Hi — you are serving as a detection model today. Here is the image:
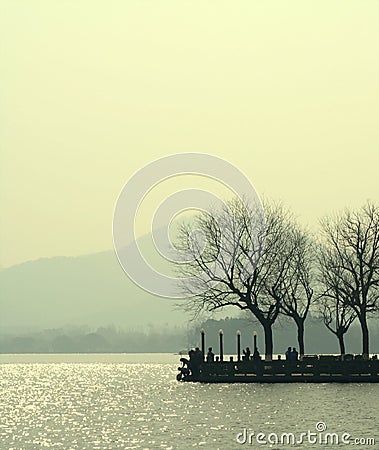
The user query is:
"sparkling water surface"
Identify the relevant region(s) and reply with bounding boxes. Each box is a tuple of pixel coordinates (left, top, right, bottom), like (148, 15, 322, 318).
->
(0, 354, 378, 449)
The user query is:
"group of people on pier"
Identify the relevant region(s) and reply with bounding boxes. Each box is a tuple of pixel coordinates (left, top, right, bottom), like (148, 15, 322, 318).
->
(188, 347, 203, 376)
(285, 347, 299, 361)
(242, 346, 261, 361)
(187, 345, 299, 366)
(185, 330, 300, 376)
(188, 345, 263, 368)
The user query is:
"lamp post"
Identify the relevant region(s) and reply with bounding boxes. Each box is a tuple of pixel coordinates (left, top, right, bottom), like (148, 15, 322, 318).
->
(200, 328, 205, 361)
(219, 329, 224, 362)
(237, 330, 241, 362)
(252, 331, 261, 361)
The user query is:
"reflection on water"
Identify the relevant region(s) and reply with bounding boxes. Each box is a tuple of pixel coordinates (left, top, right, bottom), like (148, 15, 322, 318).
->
(0, 354, 378, 449)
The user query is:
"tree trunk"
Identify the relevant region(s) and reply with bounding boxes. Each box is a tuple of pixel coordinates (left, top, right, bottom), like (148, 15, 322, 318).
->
(262, 322, 273, 361)
(337, 332, 346, 355)
(296, 318, 305, 357)
(358, 313, 369, 358)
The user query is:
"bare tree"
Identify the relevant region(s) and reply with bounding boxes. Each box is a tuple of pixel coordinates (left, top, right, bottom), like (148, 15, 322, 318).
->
(320, 202, 379, 357)
(318, 247, 357, 355)
(276, 226, 315, 357)
(175, 199, 294, 360)
(320, 299, 356, 356)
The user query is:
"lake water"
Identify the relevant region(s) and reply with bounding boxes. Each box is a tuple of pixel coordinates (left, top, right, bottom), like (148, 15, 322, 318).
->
(0, 354, 378, 449)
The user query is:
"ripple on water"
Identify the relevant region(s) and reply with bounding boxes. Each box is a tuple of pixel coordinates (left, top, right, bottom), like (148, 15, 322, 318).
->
(0, 360, 378, 449)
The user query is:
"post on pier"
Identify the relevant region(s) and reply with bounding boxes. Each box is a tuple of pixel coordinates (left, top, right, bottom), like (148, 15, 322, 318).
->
(237, 330, 241, 362)
(219, 329, 224, 362)
(200, 328, 205, 361)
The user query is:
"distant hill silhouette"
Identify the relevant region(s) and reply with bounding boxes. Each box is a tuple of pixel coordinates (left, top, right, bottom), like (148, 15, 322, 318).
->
(0, 325, 189, 353)
(0, 247, 189, 333)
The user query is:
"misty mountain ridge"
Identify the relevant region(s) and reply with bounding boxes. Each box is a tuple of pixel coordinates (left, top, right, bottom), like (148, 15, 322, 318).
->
(0, 244, 190, 333)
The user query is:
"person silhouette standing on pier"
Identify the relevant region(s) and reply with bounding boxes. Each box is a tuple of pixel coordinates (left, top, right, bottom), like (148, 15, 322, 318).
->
(242, 347, 251, 361)
(206, 347, 214, 362)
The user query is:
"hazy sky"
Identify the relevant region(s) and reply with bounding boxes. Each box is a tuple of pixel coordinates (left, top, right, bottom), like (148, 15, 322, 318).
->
(1, 0, 378, 267)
